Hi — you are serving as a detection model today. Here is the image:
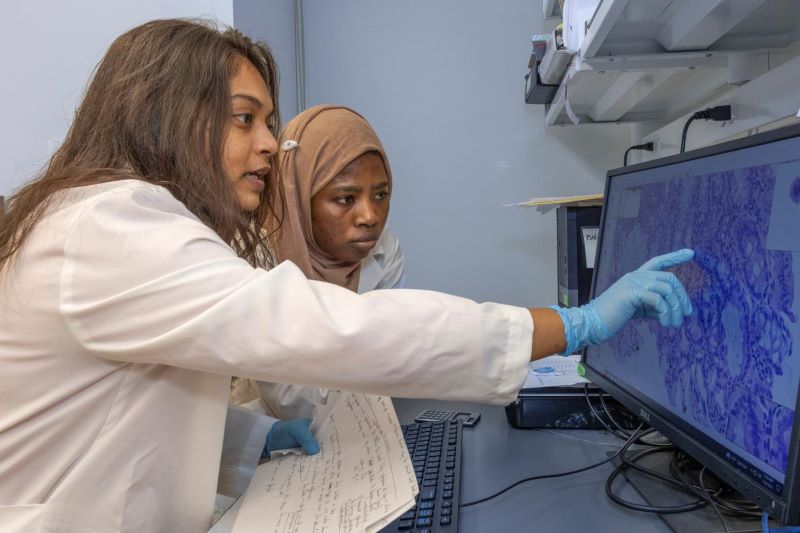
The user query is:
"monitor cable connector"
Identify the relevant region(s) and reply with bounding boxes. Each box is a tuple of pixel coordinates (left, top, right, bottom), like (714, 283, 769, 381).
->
(623, 142, 655, 167)
(680, 105, 732, 153)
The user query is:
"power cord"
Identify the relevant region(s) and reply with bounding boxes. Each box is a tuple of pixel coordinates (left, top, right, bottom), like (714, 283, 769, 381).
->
(583, 383, 632, 441)
(583, 384, 670, 447)
(670, 452, 761, 519)
(605, 446, 714, 514)
(604, 445, 763, 531)
(458, 424, 645, 508)
(623, 142, 654, 166)
(680, 105, 732, 153)
(698, 466, 731, 533)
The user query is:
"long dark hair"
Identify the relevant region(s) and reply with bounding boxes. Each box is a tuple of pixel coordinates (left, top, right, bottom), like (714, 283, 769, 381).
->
(0, 18, 283, 270)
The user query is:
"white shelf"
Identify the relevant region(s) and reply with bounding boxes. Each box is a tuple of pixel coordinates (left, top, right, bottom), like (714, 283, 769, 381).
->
(581, 0, 800, 58)
(545, 51, 733, 125)
(542, 0, 800, 127)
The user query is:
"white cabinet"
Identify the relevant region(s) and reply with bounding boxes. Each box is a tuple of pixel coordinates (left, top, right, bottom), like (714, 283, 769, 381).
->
(544, 0, 800, 127)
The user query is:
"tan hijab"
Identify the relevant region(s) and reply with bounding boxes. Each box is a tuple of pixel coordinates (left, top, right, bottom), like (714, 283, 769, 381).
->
(273, 105, 392, 291)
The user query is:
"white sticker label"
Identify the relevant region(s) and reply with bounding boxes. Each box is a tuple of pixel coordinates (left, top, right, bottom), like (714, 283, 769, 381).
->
(581, 226, 599, 269)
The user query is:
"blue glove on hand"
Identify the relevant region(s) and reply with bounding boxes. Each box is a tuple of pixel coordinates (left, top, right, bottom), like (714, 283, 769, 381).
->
(263, 418, 320, 458)
(550, 249, 694, 354)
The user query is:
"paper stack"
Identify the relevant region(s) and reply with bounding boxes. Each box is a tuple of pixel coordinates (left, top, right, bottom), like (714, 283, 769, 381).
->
(231, 393, 417, 533)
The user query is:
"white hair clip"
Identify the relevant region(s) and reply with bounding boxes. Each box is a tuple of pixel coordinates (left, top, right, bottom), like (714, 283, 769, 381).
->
(281, 140, 299, 151)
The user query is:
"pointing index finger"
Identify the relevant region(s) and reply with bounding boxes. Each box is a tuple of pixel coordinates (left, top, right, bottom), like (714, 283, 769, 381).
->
(638, 248, 695, 272)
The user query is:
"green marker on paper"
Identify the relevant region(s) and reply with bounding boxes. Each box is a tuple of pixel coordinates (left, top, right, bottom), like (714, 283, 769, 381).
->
(577, 362, 586, 378)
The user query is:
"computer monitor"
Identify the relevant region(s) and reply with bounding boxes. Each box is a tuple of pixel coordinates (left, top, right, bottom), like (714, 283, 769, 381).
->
(582, 123, 800, 525)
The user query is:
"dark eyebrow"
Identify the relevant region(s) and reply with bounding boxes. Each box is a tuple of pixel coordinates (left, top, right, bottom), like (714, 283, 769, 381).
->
(331, 185, 363, 194)
(231, 94, 263, 108)
(372, 181, 390, 190)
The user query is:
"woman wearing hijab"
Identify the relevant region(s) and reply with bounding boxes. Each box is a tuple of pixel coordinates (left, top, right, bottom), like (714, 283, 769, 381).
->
(219, 106, 407, 496)
(261, 105, 406, 413)
(273, 105, 404, 293)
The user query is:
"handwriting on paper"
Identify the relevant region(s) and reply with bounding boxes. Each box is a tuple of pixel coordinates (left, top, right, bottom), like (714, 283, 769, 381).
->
(232, 393, 417, 533)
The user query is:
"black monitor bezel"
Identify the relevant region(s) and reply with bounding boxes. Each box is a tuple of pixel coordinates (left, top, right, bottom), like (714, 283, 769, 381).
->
(582, 122, 800, 525)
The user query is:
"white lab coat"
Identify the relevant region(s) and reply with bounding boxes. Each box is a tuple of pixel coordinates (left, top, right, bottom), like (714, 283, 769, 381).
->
(255, 228, 407, 418)
(217, 229, 406, 496)
(357, 228, 405, 293)
(0, 180, 531, 533)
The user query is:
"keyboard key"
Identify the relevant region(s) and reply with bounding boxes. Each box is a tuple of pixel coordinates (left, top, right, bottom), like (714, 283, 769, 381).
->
(383, 420, 461, 533)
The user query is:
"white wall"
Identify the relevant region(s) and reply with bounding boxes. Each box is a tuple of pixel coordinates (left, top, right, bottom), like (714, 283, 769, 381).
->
(300, 0, 629, 305)
(233, 0, 299, 121)
(0, 0, 234, 197)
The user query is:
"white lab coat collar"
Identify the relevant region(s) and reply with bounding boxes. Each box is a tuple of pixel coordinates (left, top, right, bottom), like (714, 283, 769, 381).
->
(358, 228, 405, 292)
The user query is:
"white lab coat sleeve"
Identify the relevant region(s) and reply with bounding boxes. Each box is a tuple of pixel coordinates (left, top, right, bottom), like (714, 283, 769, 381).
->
(59, 186, 531, 404)
(216, 405, 273, 497)
(251, 229, 404, 419)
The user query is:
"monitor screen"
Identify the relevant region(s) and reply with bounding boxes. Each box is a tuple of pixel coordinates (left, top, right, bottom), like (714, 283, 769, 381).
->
(583, 125, 800, 522)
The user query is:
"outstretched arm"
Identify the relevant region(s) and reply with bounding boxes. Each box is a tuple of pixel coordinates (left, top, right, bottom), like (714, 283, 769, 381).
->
(532, 249, 695, 359)
(529, 308, 567, 359)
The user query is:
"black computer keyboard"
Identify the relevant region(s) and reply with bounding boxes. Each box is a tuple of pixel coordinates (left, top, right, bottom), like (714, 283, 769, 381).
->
(381, 420, 462, 532)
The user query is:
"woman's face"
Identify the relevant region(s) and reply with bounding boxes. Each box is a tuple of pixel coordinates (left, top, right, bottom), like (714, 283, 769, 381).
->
(311, 152, 391, 262)
(223, 59, 278, 212)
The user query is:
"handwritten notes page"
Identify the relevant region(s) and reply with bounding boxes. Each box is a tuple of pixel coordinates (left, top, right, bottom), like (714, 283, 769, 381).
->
(231, 393, 418, 533)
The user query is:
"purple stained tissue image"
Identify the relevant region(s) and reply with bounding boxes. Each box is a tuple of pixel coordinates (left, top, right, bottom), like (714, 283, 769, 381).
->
(791, 176, 800, 204)
(600, 163, 796, 474)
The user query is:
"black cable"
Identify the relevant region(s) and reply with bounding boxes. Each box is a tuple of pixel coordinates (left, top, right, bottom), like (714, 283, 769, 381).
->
(700, 468, 733, 533)
(623, 141, 654, 166)
(605, 447, 713, 514)
(671, 452, 761, 518)
(597, 390, 625, 430)
(585, 384, 670, 447)
(459, 424, 645, 508)
(603, 441, 761, 525)
(597, 388, 658, 443)
(680, 105, 732, 153)
(709, 494, 761, 518)
(596, 391, 668, 446)
(583, 384, 631, 441)
(679, 116, 696, 154)
(679, 463, 731, 533)
(618, 447, 687, 488)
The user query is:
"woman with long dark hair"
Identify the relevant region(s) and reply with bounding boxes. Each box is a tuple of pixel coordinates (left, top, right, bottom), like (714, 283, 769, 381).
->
(0, 18, 693, 532)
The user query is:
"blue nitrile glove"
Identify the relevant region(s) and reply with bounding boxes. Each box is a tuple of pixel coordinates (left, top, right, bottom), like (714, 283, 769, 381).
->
(263, 418, 320, 458)
(550, 249, 694, 355)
